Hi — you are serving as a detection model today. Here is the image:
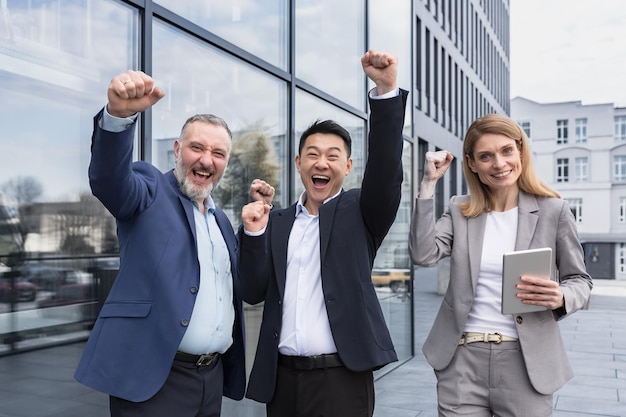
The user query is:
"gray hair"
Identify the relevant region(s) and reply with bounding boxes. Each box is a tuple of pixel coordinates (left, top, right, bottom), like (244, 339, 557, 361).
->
(179, 114, 232, 141)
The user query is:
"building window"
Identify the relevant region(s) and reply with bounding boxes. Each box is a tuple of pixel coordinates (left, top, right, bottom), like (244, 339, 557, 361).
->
(574, 157, 588, 182)
(619, 243, 626, 273)
(556, 158, 569, 182)
(518, 121, 531, 139)
(620, 198, 626, 223)
(566, 198, 583, 223)
(616, 115, 626, 141)
(575, 118, 587, 143)
(557, 119, 568, 144)
(614, 156, 626, 181)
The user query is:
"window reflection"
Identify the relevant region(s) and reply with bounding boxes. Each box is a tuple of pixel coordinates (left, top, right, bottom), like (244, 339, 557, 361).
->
(372, 140, 413, 367)
(151, 21, 289, 226)
(0, 0, 136, 352)
(295, 0, 365, 109)
(154, 0, 289, 70)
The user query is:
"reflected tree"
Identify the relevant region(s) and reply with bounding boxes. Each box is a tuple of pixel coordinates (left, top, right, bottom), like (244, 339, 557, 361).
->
(1, 176, 43, 206)
(214, 122, 280, 211)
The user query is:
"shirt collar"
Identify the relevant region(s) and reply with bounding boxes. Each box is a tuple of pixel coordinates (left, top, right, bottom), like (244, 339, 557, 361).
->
(191, 195, 216, 215)
(295, 190, 342, 217)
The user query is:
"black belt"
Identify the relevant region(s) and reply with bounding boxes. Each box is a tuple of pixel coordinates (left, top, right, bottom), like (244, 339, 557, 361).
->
(278, 353, 343, 370)
(175, 351, 220, 367)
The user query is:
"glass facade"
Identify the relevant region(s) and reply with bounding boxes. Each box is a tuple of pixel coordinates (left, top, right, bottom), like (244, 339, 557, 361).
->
(0, 0, 416, 415)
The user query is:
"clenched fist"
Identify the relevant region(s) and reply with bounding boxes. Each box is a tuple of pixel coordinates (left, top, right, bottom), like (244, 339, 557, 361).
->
(107, 70, 166, 118)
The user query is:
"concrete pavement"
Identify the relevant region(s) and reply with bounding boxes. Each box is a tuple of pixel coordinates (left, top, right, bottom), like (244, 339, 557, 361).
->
(0, 272, 623, 416)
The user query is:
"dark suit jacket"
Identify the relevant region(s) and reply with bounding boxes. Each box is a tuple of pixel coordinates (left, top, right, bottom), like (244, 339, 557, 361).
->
(239, 90, 408, 403)
(74, 110, 246, 402)
(409, 192, 593, 394)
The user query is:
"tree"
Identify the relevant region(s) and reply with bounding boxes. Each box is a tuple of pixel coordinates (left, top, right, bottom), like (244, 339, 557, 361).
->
(214, 123, 281, 211)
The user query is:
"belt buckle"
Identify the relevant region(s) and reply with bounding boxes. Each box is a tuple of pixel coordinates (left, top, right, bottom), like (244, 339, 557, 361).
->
(196, 353, 216, 366)
(492, 332, 503, 344)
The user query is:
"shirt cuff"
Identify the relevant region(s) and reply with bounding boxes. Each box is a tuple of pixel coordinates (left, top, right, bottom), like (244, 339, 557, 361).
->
(244, 227, 266, 236)
(369, 87, 400, 100)
(100, 106, 138, 132)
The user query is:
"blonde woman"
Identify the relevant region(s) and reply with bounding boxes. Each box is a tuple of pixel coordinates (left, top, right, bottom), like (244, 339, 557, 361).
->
(410, 114, 592, 416)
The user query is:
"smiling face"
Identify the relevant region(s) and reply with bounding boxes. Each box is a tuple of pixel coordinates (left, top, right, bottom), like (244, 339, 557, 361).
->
(173, 121, 230, 203)
(467, 133, 522, 194)
(296, 133, 352, 215)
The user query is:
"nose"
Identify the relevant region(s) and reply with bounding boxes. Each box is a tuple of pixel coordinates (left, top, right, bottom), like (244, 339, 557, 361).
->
(314, 156, 330, 169)
(492, 154, 506, 168)
(198, 151, 214, 168)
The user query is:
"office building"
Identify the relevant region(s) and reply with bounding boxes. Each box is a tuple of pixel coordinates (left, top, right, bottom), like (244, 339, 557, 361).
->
(0, 1, 509, 414)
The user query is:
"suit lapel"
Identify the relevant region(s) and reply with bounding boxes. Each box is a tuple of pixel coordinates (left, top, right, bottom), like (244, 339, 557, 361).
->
(318, 193, 340, 260)
(467, 213, 486, 290)
(515, 191, 539, 250)
(272, 206, 297, 297)
(166, 171, 198, 246)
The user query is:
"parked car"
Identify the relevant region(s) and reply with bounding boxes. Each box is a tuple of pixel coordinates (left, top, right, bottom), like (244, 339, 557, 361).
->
(371, 268, 411, 293)
(37, 283, 98, 321)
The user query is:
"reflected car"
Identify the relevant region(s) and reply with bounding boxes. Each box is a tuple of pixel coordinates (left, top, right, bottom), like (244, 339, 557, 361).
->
(24, 266, 92, 291)
(36, 283, 98, 321)
(371, 268, 411, 293)
(0, 279, 37, 302)
(0, 263, 38, 302)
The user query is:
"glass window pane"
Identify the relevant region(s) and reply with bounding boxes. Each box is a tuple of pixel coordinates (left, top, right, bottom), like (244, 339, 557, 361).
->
(373, 140, 413, 371)
(152, 20, 288, 227)
(368, 0, 412, 136)
(295, 89, 366, 198)
(295, 0, 365, 109)
(0, 0, 137, 348)
(154, 0, 289, 70)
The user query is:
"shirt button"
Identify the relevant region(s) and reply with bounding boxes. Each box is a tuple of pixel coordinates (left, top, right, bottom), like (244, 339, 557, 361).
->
(190, 287, 198, 294)
(181, 319, 189, 327)
(516, 316, 523, 324)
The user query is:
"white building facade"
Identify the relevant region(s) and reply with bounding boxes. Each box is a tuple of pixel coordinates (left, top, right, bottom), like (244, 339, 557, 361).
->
(512, 97, 626, 280)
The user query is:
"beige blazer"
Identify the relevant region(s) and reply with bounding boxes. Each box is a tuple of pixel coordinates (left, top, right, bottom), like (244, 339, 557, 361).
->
(409, 191, 592, 395)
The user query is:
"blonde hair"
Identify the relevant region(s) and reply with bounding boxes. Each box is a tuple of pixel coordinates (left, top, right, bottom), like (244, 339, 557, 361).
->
(459, 114, 560, 218)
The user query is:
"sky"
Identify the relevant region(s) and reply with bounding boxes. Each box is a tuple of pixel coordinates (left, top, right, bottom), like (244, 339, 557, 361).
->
(510, 0, 626, 107)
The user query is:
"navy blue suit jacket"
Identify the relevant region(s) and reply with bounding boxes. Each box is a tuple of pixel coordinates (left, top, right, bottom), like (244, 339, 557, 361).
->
(239, 90, 408, 403)
(74, 111, 246, 402)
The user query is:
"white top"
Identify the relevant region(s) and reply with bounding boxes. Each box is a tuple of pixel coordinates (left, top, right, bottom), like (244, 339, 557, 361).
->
(465, 207, 519, 338)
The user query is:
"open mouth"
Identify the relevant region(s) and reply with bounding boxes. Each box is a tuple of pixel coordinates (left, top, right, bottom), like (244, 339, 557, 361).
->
(312, 175, 330, 188)
(192, 169, 213, 181)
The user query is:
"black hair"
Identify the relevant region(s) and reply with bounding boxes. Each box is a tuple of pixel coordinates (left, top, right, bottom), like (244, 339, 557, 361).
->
(298, 119, 352, 157)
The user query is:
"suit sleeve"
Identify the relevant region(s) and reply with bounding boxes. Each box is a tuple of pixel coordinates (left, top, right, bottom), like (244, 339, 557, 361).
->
(89, 110, 158, 220)
(553, 200, 593, 319)
(359, 89, 408, 244)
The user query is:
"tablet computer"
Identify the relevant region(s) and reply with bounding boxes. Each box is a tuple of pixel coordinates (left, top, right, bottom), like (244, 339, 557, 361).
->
(501, 247, 553, 315)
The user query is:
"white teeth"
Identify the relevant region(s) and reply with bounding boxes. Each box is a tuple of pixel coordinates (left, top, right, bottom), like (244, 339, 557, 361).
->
(312, 175, 329, 180)
(493, 170, 511, 178)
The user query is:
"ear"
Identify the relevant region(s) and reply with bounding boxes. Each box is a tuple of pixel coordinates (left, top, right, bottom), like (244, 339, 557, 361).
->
(466, 154, 478, 173)
(174, 140, 181, 158)
(295, 154, 301, 172)
(345, 158, 353, 175)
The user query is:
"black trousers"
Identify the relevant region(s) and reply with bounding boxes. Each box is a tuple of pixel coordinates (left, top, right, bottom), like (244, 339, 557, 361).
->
(267, 360, 374, 417)
(110, 356, 223, 417)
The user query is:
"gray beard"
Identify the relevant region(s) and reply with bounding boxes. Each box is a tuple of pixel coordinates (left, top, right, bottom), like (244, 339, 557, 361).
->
(174, 156, 215, 202)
